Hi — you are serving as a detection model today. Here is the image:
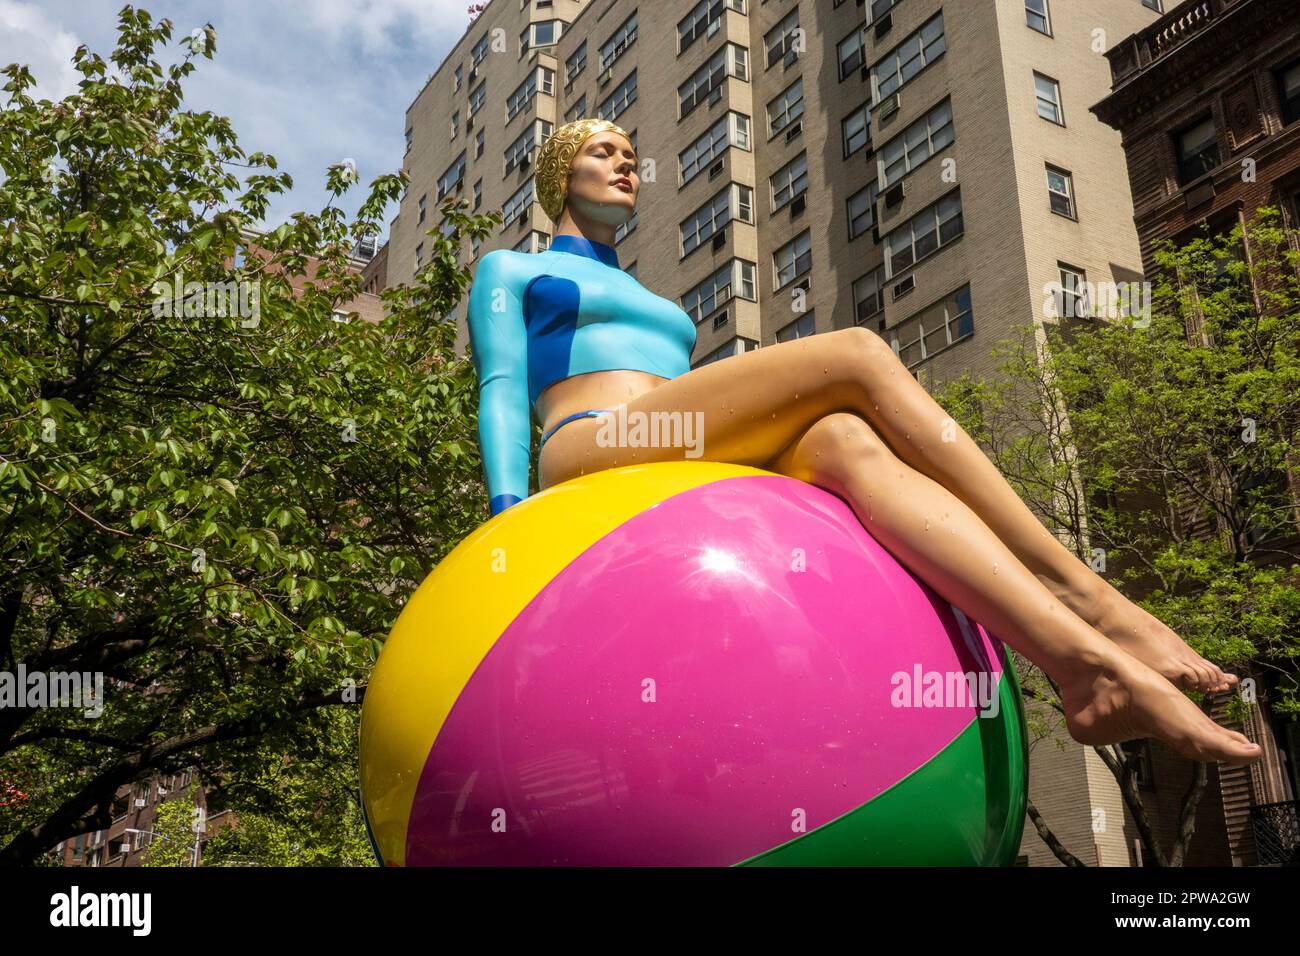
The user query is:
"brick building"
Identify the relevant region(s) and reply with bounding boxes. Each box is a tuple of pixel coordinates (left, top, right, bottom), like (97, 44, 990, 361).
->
(1092, 0, 1300, 866)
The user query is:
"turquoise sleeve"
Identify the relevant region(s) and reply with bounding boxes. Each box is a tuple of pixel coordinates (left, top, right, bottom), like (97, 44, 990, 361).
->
(466, 251, 532, 517)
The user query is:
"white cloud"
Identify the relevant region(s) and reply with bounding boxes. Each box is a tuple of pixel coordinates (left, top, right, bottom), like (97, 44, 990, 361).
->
(0, 0, 83, 102)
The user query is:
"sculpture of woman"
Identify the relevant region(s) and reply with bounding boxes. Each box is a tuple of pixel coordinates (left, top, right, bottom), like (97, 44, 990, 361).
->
(466, 118, 1261, 766)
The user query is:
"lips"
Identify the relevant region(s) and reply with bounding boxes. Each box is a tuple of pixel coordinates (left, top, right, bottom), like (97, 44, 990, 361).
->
(611, 178, 632, 191)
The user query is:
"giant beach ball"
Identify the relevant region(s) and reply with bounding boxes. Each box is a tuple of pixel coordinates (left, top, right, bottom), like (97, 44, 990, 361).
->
(359, 461, 1028, 866)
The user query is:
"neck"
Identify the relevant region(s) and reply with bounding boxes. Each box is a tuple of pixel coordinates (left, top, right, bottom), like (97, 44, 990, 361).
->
(554, 210, 618, 248)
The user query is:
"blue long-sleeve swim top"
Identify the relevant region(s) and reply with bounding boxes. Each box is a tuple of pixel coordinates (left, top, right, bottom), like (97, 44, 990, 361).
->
(466, 233, 698, 517)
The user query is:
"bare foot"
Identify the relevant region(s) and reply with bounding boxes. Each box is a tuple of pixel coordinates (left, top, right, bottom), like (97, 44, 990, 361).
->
(1083, 582, 1238, 694)
(1057, 648, 1261, 766)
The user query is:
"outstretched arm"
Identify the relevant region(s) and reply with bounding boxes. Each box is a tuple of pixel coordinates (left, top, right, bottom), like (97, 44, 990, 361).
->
(466, 251, 531, 517)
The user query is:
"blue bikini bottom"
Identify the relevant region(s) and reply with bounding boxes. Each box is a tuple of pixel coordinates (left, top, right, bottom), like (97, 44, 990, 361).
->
(538, 409, 617, 453)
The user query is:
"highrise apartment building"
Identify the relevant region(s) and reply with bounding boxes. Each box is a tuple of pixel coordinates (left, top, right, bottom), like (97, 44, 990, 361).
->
(389, 0, 1233, 866)
(392, 0, 1161, 389)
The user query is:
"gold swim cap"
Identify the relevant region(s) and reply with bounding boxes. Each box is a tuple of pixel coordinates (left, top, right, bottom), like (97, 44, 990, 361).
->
(535, 118, 633, 224)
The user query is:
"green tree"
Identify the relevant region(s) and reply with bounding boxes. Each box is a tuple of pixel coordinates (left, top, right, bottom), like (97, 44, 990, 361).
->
(0, 6, 499, 864)
(201, 707, 372, 867)
(934, 208, 1300, 866)
(142, 781, 198, 867)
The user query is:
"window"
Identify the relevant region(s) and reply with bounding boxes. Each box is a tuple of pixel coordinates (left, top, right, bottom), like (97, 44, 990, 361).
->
(847, 181, 879, 239)
(1141, 0, 1163, 11)
(415, 242, 424, 269)
(599, 11, 638, 72)
(854, 265, 886, 324)
(884, 189, 964, 278)
(599, 70, 637, 122)
(418, 194, 427, 224)
(1056, 263, 1089, 319)
(454, 64, 463, 92)
(450, 110, 459, 140)
(508, 67, 554, 122)
(680, 259, 756, 323)
(616, 209, 638, 243)
(872, 12, 946, 104)
(404, 127, 413, 154)
(776, 311, 815, 342)
(1025, 0, 1051, 35)
(566, 94, 587, 123)
(438, 151, 466, 199)
(837, 24, 867, 81)
(1034, 73, 1063, 124)
(1175, 115, 1219, 184)
(474, 179, 482, 210)
(1120, 740, 1155, 788)
(475, 128, 485, 159)
(767, 77, 804, 137)
(680, 112, 750, 185)
(503, 177, 535, 227)
(1046, 165, 1075, 218)
(506, 119, 552, 175)
(520, 20, 561, 58)
(692, 337, 750, 369)
(773, 229, 811, 289)
(890, 285, 975, 368)
(842, 103, 871, 158)
(878, 98, 954, 188)
(469, 81, 486, 117)
(566, 42, 588, 86)
(871, 0, 902, 20)
(680, 183, 752, 256)
(513, 230, 549, 253)
(1276, 60, 1300, 126)
(765, 9, 801, 69)
(770, 152, 808, 212)
(679, 44, 748, 119)
(472, 34, 489, 67)
(678, 0, 745, 55)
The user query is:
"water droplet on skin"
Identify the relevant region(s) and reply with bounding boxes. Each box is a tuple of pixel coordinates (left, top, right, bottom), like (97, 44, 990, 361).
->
(992, 562, 999, 575)
(924, 520, 930, 531)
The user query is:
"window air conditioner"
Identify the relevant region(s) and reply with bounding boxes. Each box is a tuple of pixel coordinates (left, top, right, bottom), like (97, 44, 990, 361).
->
(790, 193, 806, 217)
(708, 157, 725, 179)
(884, 181, 905, 208)
(878, 92, 900, 120)
(712, 229, 727, 251)
(784, 119, 802, 143)
(875, 14, 893, 40)
(713, 308, 729, 330)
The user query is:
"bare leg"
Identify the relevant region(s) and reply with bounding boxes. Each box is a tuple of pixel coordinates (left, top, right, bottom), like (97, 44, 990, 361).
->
(827, 340, 1234, 694)
(537, 328, 1253, 757)
(764, 412, 1261, 766)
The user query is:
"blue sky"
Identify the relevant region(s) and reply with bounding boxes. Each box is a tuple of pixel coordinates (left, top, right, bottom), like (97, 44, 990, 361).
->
(0, 0, 471, 236)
